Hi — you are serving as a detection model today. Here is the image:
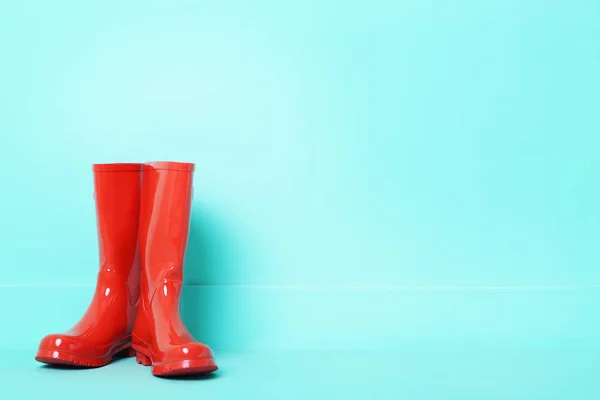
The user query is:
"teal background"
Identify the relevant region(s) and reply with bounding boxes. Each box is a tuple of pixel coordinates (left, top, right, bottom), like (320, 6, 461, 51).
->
(1, 0, 600, 397)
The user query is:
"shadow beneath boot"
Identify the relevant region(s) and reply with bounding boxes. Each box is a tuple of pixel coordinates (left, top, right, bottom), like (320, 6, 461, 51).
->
(39, 364, 93, 370)
(156, 371, 221, 381)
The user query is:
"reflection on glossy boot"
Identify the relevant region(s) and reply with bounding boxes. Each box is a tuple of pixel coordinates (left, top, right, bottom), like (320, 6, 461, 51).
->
(132, 162, 218, 377)
(35, 163, 142, 367)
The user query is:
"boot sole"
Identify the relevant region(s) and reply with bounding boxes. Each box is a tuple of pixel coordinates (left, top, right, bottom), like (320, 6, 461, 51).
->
(133, 347, 218, 376)
(35, 343, 135, 367)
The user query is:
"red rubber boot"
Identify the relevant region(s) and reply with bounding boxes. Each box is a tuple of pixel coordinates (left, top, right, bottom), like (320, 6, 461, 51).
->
(35, 163, 142, 367)
(132, 162, 218, 376)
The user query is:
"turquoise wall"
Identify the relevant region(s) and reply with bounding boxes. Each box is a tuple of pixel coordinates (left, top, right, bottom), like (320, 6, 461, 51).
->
(1, 0, 599, 351)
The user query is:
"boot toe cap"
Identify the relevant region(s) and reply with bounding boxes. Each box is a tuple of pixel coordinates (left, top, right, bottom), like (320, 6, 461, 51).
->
(38, 334, 83, 353)
(164, 342, 215, 361)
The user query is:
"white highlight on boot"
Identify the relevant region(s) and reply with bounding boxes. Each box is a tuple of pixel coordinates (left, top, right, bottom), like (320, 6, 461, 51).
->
(105, 288, 111, 296)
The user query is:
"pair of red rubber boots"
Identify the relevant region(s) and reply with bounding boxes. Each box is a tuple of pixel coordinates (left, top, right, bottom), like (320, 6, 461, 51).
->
(35, 162, 218, 377)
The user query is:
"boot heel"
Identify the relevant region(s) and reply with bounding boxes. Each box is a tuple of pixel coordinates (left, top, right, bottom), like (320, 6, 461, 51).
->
(122, 347, 136, 357)
(136, 351, 152, 366)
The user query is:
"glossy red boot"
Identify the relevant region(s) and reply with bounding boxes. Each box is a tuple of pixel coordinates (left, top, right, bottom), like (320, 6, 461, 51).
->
(35, 163, 142, 367)
(132, 162, 218, 377)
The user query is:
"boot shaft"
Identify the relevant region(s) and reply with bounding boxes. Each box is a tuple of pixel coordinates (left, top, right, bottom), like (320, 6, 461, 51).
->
(138, 162, 194, 300)
(93, 163, 142, 280)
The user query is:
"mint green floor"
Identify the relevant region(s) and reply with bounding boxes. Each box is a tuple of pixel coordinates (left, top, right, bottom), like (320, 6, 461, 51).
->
(1, 348, 599, 399)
